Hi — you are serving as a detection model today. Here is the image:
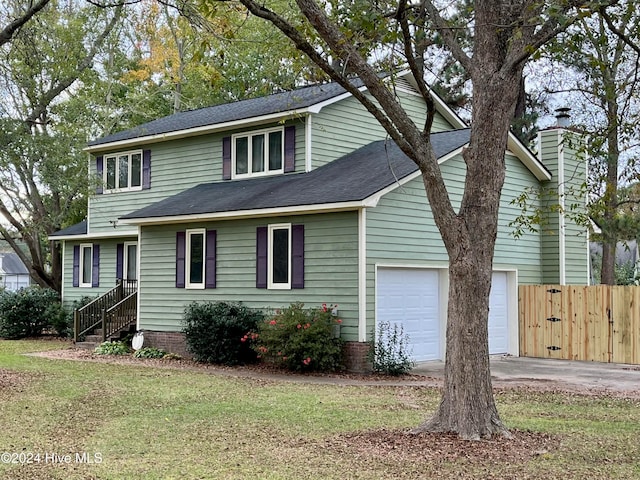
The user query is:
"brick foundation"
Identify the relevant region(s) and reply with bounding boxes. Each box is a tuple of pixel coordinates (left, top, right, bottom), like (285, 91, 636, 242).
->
(343, 341, 372, 373)
(139, 332, 372, 373)
(140, 331, 191, 359)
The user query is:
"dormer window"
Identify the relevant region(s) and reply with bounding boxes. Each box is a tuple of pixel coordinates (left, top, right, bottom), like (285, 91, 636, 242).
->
(232, 127, 284, 178)
(104, 150, 143, 193)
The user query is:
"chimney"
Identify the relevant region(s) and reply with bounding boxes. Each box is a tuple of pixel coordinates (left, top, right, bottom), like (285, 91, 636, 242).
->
(555, 107, 571, 128)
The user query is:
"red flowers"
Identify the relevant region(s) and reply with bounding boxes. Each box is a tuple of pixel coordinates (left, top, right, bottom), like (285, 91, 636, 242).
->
(302, 357, 311, 366)
(269, 320, 277, 326)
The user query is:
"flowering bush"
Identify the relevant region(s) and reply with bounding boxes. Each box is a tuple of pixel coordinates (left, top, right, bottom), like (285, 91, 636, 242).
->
(250, 302, 344, 372)
(368, 320, 415, 376)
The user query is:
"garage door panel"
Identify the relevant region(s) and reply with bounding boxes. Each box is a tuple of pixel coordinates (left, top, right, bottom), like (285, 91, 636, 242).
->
(377, 268, 440, 362)
(377, 268, 511, 362)
(488, 272, 509, 354)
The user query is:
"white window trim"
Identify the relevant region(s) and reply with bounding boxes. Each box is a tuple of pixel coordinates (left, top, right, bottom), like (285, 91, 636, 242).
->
(186, 229, 206, 290)
(231, 126, 284, 179)
(123, 241, 138, 281)
(79, 243, 93, 288)
(268, 223, 291, 290)
(103, 149, 143, 194)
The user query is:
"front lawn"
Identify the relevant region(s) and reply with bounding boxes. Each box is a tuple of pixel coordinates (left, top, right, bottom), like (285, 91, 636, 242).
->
(0, 340, 638, 479)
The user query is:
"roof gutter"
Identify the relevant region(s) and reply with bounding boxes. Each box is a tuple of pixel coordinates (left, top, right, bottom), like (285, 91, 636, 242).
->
(118, 199, 379, 227)
(48, 229, 138, 241)
(84, 110, 313, 154)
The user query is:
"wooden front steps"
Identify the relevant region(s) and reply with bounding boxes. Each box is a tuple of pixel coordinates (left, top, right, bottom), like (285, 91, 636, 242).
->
(74, 322, 137, 350)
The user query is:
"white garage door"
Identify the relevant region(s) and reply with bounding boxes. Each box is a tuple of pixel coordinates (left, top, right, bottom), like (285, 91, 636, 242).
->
(376, 268, 510, 361)
(488, 271, 509, 354)
(376, 268, 441, 362)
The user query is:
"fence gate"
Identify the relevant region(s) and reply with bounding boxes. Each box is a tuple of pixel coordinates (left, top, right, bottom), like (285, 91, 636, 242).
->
(519, 285, 640, 364)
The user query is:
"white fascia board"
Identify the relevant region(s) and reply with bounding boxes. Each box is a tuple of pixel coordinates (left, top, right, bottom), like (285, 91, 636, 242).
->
(119, 201, 368, 226)
(398, 71, 550, 182)
(398, 71, 467, 129)
(307, 91, 358, 113)
(49, 229, 139, 241)
(507, 133, 551, 181)
(84, 110, 312, 154)
(365, 146, 465, 205)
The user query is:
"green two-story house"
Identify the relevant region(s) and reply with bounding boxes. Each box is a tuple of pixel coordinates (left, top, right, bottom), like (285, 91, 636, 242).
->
(51, 72, 589, 369)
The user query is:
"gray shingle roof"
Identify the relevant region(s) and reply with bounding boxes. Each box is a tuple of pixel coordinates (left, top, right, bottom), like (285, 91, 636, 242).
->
(89, 82, 360, 147)
(0, 253, 29, 275)
(121, 129, 470, 220)
(49, 220, 87, 237)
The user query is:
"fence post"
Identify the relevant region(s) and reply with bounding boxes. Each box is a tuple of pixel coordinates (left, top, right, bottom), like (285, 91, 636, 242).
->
(73, 310, 79, 343)
(101, 309, 107, 343)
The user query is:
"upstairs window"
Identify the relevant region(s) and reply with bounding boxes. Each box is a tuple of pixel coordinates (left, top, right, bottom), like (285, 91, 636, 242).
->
(104, 150, 142, 192)
(232, 127, 284, 178)
(96, 150, 151, 194)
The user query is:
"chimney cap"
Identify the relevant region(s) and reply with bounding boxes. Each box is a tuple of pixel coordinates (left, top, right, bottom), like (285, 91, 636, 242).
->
(555, 107, 571, 127)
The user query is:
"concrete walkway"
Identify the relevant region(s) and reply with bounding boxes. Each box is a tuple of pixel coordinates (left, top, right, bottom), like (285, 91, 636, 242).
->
(413, 355, 640, 393)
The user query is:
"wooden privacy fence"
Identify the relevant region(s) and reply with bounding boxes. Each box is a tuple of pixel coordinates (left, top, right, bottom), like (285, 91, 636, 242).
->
(519, 285, 640, 364)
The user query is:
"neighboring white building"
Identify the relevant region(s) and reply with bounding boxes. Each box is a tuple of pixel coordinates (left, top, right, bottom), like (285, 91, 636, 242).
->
(0, 253, 30, 292)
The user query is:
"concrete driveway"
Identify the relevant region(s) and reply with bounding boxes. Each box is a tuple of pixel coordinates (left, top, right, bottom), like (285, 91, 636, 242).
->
(413, 356, 640, 393)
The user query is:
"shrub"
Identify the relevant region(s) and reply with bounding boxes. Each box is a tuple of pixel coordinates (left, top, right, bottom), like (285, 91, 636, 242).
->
(182, 301, 264, 365)
(94, 341, 130, 355)
(63, 295, 97, 340)
(48, 303, 72, 338)
(133, 347, 167, 359)
(252, 303, 344, 372)
(368, 320, 415, 376)
(0, 287, 60, 339)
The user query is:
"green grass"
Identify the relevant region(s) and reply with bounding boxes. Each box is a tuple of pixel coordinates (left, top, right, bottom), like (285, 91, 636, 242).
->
(0, 340, 639, 479)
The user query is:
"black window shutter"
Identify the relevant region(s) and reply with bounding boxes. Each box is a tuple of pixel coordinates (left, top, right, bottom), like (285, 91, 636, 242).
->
(256, 227, 267, 288)
(96, 156, 104, 194)
(284, 126, 295, 173)
(176, 232, 186, 288)
(142, 149, 151, 189)
(205, 230, 217, 289)
(291, 225, 304, 289)
(116, 243, 124, 280)
(91, 244, 100, 287)
(72, 245, 80, 287)
(222, 136, 231, 180)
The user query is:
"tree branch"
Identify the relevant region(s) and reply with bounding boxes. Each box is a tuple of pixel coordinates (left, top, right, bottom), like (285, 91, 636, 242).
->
(419, 0, 473, 73)
(600, 7, 640, 56)
(0, 0, 51, 47)
(25, 5, 124, 126)
(396, 0, 436, 135)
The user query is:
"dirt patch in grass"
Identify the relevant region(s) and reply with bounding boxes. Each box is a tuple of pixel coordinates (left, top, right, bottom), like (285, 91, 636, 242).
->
(319, 428, 557, 463)
(0, 368, 33, 396)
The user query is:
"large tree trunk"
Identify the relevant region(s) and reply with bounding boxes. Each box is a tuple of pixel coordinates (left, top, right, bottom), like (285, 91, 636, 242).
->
(413, 64, 521, 439)
(412, 256, 504, 439)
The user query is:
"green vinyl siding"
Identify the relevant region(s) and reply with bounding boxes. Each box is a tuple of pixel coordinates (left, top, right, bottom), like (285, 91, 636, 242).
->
(88, 119, 305, 233)
(61, 237, 136, 308)
(365, 152, 544, 339)
(560, 134, 589, 284)
(311, 91, 453, 169)
(137, 212, 361, 341)
(538, 129, 588, 284)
